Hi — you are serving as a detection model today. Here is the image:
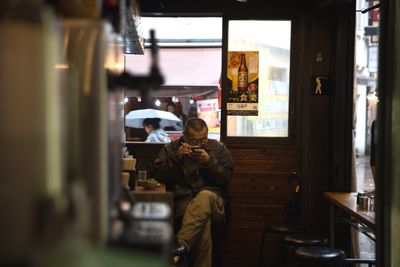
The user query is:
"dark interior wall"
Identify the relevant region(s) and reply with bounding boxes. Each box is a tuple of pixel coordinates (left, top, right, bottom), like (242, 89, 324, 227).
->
(300, 2, 356, 255)
(303, 9, 335, 237)
(330, 2, 356, 254)
(331, 2, 356, 193)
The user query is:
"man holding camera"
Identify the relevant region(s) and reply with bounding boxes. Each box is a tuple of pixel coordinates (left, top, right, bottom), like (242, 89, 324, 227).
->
(153, 118, 233, 267)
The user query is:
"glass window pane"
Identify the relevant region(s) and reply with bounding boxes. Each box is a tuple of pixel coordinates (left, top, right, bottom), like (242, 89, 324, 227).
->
(124, 17, 223, 142)
(227, 20, 291, 137)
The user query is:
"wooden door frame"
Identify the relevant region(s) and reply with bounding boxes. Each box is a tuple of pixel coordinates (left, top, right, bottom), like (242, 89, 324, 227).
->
(376, 0, 400, 266)
(220, 9, 303, 148)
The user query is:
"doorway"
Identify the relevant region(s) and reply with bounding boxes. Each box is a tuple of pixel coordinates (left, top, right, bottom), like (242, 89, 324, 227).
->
(353, 0, 380, 263)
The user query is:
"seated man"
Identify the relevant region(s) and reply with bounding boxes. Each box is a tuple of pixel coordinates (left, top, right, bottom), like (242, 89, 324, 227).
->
(153, 118, 233, 267)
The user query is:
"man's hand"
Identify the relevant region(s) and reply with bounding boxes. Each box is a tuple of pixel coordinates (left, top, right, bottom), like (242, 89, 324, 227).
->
(190, 147, 210, 164)
(176, 142, 193, 159)
(176, 143, 210, 164)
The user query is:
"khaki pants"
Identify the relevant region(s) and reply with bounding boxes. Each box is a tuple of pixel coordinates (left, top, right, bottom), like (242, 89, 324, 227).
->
(177, 190, 224, 267)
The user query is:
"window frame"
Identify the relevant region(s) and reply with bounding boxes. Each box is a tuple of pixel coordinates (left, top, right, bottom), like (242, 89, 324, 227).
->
(220, 11, 300, 146)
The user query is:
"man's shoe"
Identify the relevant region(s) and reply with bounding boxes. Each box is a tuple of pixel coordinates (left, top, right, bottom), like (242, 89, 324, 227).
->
(172, 243, 187, 256)
(172, 243, 190, 266)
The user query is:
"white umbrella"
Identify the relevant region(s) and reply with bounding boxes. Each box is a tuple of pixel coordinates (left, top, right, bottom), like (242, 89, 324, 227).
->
(125, 108, 182, 129)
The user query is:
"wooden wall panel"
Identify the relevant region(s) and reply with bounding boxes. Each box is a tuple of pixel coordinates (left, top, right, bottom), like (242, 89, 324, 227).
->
(222, 146, 303, 267)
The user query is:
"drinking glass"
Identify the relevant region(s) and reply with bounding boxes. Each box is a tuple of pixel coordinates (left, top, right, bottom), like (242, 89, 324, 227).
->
(138, 170, 147, 181)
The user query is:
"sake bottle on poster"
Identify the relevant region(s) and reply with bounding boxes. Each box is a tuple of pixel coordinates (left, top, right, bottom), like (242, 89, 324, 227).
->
(238, 52, 248, 91)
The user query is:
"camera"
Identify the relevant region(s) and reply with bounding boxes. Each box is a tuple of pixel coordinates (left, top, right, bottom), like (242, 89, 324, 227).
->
(191, 146, 200, 153)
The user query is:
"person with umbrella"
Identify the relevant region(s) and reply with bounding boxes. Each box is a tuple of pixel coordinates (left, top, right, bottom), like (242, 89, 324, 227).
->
(143, 118, 171, 143)
(126, 108, 183, 130)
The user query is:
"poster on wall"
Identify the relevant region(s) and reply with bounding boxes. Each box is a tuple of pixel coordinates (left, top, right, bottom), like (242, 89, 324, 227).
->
(197, 98, 220, 130)
(227, 51, 259, 116)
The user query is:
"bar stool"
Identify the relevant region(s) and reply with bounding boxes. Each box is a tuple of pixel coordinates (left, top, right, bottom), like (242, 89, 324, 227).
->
(294, 246, 376, 267)
(295, 246, 346, 267)
(283, 233, 328, 247)
(257, 224, 305, 267)
(282, 233, 328, 266)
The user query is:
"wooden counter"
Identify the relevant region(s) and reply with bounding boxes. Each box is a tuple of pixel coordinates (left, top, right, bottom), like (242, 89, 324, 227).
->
(324, 192, 375, 231)
(324, 192, 375, 246)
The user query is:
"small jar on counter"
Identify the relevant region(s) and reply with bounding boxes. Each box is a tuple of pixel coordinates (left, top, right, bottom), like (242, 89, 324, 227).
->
(358, 196, 369, 210)
(369, 195, 375, 211)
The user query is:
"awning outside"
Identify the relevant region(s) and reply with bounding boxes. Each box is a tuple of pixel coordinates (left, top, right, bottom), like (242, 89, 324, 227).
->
(125, 86, 217, 98)
(356, 75, 377, 87)
(124, 47, 222, 89)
